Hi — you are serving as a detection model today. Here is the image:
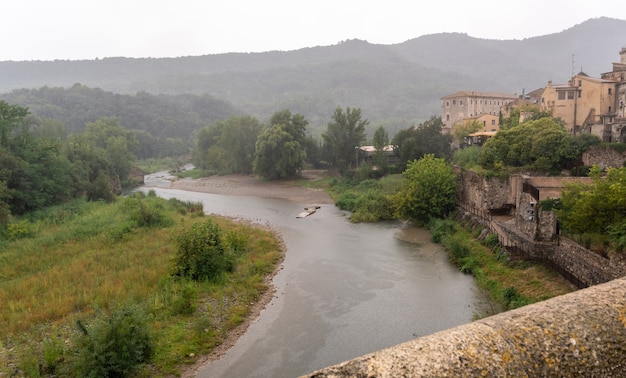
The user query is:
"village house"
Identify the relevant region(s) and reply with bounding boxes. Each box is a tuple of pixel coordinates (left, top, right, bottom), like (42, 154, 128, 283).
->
(540, 48, 626, 142)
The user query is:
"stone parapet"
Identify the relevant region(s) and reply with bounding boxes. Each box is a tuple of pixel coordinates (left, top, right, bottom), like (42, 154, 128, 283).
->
(303, 276, 626, 377)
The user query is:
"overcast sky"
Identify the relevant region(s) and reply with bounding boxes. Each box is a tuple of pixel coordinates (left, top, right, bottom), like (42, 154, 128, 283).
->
(2, 0, 625, 61)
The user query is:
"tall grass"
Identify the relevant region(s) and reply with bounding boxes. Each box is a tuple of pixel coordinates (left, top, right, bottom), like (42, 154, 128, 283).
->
(0, 193, 283, 376)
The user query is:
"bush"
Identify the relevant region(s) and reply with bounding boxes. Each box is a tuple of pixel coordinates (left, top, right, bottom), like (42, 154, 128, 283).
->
(71, 304, 153, 377)
(336, 192, 358, 211)
(428, 218, 456, 243)
(442, 234, 470, 262)
(173, 219, 234, 281)
(350, 190, 393, 222)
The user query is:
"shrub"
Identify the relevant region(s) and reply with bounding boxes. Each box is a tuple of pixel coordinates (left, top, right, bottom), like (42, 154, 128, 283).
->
(428, 218, 455, 243)
(350, 190, 393, 222)
(71, 304, 153, 377)
(173, 219, 234, 281)
(336, 192, 358, 211)
(442, 234, 470, 262)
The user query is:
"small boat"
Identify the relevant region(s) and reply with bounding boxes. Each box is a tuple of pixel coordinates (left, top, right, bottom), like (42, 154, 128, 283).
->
(296, 206, 321, 218)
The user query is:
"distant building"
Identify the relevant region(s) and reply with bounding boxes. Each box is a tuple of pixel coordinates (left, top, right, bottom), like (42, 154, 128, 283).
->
(441, 91, 518, 133)
(540, 48, 626, 142)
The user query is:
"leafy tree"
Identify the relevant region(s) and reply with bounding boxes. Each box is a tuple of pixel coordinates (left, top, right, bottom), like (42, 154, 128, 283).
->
(500, 105, 558, 130)
(557, 165, 626, 237)
(0, 104, 74, 216)
(322, 107, 368, 171)
(253, 111, 308, 179)
(372, 125, 389, 171)
(452, 119, 482, 147)
(0, 101, 29, 148)
(391, 116, 453, 169)
(64, 118, 137, 201)
(193, 115, 263, 174)
(254, 124, 306, 179)
(391, 154, 458, 225)
(478, 117, 599, 174)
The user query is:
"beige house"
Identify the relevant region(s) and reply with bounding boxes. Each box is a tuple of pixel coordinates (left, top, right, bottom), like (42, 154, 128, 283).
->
(441, 91, 518, 133)
(540, 48, 626, 142)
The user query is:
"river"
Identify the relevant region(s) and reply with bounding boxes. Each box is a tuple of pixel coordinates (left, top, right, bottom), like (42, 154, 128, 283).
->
(141, 187, 488, 377)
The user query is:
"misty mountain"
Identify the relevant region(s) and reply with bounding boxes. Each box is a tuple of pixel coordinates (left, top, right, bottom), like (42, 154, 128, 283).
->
(1, 17, 624, 137)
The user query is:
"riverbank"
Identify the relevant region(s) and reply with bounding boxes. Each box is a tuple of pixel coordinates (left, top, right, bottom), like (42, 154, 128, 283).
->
(154, 170, 335, 205)
(144, 172, 335, 377)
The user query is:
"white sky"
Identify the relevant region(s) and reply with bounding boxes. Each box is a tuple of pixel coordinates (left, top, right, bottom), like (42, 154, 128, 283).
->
(2, 0, 625, 61)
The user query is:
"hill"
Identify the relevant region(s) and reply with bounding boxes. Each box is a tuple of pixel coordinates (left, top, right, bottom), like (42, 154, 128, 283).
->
(1, 17, 624, 137)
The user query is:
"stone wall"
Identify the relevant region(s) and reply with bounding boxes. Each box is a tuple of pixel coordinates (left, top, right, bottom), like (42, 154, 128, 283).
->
(303, 277, 626, 378)
(582, 145, 626, 168)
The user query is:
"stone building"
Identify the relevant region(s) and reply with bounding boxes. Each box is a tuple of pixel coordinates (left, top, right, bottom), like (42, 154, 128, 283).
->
(440, 91, 517, 133)
(540, 48, 626, 142)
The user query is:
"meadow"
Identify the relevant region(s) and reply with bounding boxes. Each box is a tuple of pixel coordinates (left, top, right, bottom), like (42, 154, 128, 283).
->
(0, 191, 282, 376)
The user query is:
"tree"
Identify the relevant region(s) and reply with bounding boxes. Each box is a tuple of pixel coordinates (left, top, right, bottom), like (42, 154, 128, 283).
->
(478, 117, 598, 174)
(391, 154, 458, 225)
(372, 125, 389, 171)
(194, 115, 263, 174)
(254, 124, 306, 179)
(253, 111, 308, 180)
(322, 107, 368, 171)
(557, 166, 626, 236)
(0, 101, 29, 148)
(391, 116, 453, 169)
(452, 119, 482, 147)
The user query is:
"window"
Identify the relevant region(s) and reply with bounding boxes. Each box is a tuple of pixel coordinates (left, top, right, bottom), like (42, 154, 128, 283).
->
(578, 90, 582, 98)
(558, 91, 566, 100)
(578, 80, 582, 87)
(460, 100, 463, 105)
(453, 100, 456, 105)
(608, 88, 612, 95)
(446, 114, 450, 121)
(609, 106, 612, 113)
(491, 119, 496, 125)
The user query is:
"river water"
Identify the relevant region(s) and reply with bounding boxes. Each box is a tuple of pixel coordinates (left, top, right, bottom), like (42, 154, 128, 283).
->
(141, 187, 487, 377)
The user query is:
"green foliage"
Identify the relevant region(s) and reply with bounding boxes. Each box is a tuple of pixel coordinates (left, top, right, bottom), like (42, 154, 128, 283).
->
(452, 146, 481, 168)
(5, 220, 32, 240)
(452, 119, 482, 146)
(71, 304, 153, 377)
(193, 115, 263, 174)
(607, 219, 626, 252)
(391, 154, 458, 225)
(322, 107, 368, 171)
(124, 196, 174, 228)
(254, 110, 308, 180)
(427, 218, 456, 243)
(173, 219, 234, 281)
(502, 287, 530, 310)
(350, 190, 394, 222)
(391, 116, 453, 169)
(557, 166, 626, 251)
(478, 117, 600, 174)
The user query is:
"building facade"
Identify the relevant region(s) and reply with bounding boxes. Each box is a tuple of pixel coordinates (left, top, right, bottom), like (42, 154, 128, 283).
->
(540, 48, 626, 142)
(441, 91, 518, 133)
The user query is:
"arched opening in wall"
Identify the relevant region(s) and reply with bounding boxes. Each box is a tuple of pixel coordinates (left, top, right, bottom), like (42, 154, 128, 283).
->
(620, 126, 626, 143)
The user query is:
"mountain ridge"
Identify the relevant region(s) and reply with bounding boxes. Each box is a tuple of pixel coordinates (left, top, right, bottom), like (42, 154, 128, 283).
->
(1, 17, 625, 136)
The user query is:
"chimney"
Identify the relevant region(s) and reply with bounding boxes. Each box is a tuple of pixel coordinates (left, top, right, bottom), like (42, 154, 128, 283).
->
(621, 47, 626, 64)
